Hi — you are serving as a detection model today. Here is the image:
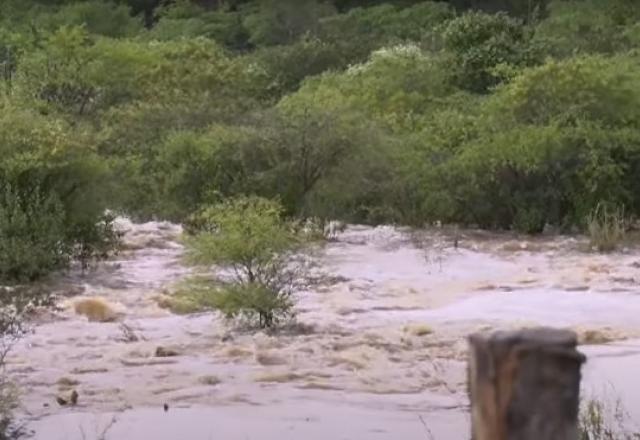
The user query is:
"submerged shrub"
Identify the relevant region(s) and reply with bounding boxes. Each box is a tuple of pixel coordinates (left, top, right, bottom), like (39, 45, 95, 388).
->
(73, 297, 118, 322)
(70, 213, 122, 271)
(185, 196, 303, 329)
(586, 203, 626, 252)
(213, 282, 294, 329)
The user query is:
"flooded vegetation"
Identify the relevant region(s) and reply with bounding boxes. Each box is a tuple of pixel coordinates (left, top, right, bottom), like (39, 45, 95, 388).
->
(3, 0, 640, 438)
(7, 220, 640, 439)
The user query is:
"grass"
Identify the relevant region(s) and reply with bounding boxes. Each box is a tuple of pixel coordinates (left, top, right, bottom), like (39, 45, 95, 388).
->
(579, 396, 640, 440)
(587, 203, 626, 252)
(154, 277, 222, 315)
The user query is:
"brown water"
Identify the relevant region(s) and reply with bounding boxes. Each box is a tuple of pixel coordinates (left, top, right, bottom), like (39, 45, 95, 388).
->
(10, 221, 640, 439)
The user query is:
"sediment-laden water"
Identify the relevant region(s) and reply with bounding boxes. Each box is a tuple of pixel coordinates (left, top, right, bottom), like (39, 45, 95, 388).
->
(9, 220, 640, 439)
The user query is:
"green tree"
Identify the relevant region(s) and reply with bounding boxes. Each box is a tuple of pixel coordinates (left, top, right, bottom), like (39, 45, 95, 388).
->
(243, 0, 336, 46)
(419, 55, 640, 231)
(249, 37, 349, 99)
(320, 2, 454, 46)
(185, 197, 301, 328)
(0, 104, 115, 282)
(40, 1, 144, 38)
(281, 44, 455, 131)
(149, 0, 250, 49)
(140, 106, 367, 220)
(534, 0, 640, 57)
(0, 186, 68, 282)
(442, 11, 541, 93)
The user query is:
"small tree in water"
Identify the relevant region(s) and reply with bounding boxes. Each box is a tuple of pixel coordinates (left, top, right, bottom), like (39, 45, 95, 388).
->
(185, 196, 302, 329)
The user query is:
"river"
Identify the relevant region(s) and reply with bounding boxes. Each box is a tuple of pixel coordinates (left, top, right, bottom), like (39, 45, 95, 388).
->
(9, 220, 640, 439)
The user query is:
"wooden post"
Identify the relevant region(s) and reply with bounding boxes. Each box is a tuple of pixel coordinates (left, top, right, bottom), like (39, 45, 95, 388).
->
(468, 327, 586, 440)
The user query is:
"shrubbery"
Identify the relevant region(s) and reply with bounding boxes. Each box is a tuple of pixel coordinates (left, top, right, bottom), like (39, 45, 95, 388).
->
(184, 197, 303, 328)
(2, 0, 640, 292)
(0, 187, 67, 282)
(0, 104, 117, 284)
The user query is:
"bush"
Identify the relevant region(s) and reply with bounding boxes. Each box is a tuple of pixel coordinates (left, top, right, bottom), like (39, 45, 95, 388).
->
(0, 104, 117, 282)
(535, 0, 640, 57)
(70, 213, 122, 271)
(441, 11, 541, 93)
(243, 0, 336, 47)
(586, 203, 626, 252)
(149, 0, 250, 50)
(250, 37, 350, 99)
(0, 186, 68, 283)
(317, 2, 455, 63)
(212, 283, 294, 329)
(408, 55, 640, 231)
(184, 196, 302, 328)
(40, 1, 143, 38)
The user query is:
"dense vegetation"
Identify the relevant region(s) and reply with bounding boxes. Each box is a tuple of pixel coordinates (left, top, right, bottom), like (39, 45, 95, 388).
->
(1, 0, 640, 283)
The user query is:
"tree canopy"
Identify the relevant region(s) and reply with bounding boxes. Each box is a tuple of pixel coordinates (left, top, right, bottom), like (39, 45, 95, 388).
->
(2, 0, 640, 282)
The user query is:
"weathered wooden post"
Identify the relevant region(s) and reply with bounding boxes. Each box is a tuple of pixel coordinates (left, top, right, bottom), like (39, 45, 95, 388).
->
(468, 327, 586, 440)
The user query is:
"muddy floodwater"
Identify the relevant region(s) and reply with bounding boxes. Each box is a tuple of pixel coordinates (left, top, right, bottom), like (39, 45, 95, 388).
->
(9, 220, 640, 439)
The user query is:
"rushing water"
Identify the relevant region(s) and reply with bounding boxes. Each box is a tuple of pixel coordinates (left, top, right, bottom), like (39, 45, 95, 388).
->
(9, 221, 640, 439)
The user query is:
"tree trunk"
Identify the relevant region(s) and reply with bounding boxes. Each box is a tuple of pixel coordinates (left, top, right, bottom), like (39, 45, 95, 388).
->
(468, 327, 586, 440)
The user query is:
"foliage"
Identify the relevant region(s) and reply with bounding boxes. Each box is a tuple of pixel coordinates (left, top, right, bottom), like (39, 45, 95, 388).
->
(409, 55, 640, 231)
(211, 282, 294, 328)
(3, 0, 640, 245)
(14, 29, 258, 120)
(184, 197, 301, 328)
(249, 37, 349, 99)
(282, 44, 455, 131)
(138, 106, 369, 221)
(441, 11, 541, 93)
(0, 186, 68, 283)
(317, 2, 455, 62)
(243, 0, 336, 47)
(39, 1, 144, 38)
(150, 0, 250, 49)
(0, 104, 116, 282)
(71, 212, 122, 270)
(535, 0, 640, 57)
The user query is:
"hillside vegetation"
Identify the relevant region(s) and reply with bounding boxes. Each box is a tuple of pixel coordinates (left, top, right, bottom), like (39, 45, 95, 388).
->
(1, 0, 640, 282)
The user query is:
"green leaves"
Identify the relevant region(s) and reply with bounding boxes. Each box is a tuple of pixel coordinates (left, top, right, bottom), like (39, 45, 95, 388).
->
(243, 0, 335, 47)
(186, 196, 296, 272)
(442, 11, 541, 93)
(0, 186, 68, 282)
(0, 106, 114, 282)
(5, 0, 640, 241)
(184, 196, 300, 328)
(534, 0, 640, 57)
